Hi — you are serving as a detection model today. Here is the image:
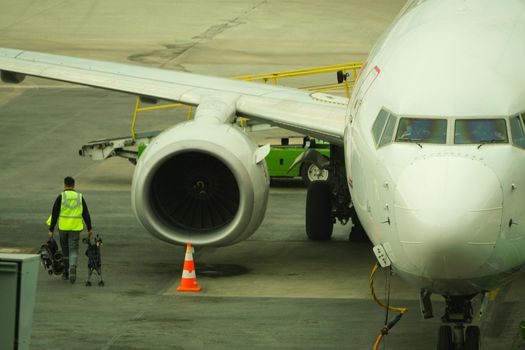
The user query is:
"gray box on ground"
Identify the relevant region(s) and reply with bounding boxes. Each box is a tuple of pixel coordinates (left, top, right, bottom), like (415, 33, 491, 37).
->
(0, 253, 39, 350)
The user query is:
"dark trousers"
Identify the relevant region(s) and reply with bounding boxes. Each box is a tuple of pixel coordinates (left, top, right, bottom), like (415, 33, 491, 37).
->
(59, 230, 80, 271)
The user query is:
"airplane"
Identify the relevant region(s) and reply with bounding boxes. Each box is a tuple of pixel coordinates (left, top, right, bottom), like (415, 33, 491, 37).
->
(1, 0, 524, 348)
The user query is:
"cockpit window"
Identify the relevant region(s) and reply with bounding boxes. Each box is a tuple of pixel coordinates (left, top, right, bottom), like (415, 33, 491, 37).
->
(372, 109, 399, 148)
(395, 118, 447, 144)
(379, 114, 397, 148)
(454, 119, 508, 144)
(372, 109, 389, 145)
(510, 115, 525, 149)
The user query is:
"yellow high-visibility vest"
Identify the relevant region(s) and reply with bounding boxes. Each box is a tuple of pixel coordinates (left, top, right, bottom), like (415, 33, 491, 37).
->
(58, 191, 84, 231)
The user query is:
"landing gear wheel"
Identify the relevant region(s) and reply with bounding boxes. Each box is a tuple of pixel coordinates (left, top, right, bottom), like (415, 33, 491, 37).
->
(465, 326, 480, 350)
(306, 181, 333, 240)
(349, 207, 369, 242)
(437, 325, 453, 350)
(301, 162, 329, 187)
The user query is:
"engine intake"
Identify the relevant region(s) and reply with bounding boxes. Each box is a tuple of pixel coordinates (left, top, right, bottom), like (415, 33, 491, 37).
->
(150, 151, 240, 231)
(131, 120, 269, 247)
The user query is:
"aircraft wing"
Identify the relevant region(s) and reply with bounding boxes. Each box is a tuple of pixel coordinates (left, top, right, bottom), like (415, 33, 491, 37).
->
(0, 48, 348, 144)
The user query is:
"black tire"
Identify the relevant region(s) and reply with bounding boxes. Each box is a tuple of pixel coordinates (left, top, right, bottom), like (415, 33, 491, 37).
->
(301, 162, 329, 187)
(465, 326, 480, 350)
(437, 325, 453, 350)
(306, 181, 333, 240)
(349, 206, 369, 242)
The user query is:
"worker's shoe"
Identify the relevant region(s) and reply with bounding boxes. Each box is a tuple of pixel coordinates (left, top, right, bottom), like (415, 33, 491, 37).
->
(69, 267, 76, 284)
(62, 272, 69, 280)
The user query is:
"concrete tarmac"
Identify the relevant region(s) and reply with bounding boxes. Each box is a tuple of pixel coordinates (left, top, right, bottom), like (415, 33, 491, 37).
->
(0, 1, 524, 349)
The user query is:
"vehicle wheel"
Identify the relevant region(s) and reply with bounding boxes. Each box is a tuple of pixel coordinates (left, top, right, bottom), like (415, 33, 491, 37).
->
(465, 326, 480, 350)
(349, 206, 369, 242)
(301, 162, 329, 187)
(306, 181, 333, 240)
(437, 325, 453, 350)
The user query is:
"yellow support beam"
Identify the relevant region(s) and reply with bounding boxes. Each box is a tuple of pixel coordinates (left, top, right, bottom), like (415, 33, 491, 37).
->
(136, 103, 184, 112)
(304, 82, 357, 93)
(131, 101, 192, 139)
(131, 96, 140, 141)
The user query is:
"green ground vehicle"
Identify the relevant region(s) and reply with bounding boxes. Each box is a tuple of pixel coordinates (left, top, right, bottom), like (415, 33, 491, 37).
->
(265, 137, 330, 186)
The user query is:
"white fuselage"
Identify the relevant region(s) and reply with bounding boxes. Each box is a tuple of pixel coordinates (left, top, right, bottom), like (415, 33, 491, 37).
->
(345, 0, 525, 295)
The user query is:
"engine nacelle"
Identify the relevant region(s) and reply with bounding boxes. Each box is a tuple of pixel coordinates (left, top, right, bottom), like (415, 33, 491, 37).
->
(1, 70, 25, 84)
(131, 120, 270, 246)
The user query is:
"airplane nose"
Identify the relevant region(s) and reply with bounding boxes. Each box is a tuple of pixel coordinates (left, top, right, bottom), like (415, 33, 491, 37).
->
(394, 156, 503, 279)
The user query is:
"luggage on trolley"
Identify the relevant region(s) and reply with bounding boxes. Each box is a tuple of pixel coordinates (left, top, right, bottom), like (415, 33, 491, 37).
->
(38, 238, 65, 276)
(82, 234, 104, 286)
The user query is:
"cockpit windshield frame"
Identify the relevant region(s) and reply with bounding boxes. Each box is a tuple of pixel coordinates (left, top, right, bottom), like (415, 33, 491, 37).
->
(372, 109, 525, 149)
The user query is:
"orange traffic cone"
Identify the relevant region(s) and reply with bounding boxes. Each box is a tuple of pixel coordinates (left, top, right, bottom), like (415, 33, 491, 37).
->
(176, 242, 201, 292)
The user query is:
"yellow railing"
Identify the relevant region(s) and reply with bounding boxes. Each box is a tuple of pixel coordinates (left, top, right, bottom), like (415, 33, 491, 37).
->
(234, 62, 363, 97)
(130, 62, 363, 140)
(130, 98, 193, 141)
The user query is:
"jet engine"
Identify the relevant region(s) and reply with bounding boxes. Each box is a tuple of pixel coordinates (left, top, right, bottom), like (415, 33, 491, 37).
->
(131, 119, 270, 246)
(1, 70, 25, 84)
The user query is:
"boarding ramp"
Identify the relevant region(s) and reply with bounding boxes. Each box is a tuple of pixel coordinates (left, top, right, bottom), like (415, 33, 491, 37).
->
(79, 130, 160, 162)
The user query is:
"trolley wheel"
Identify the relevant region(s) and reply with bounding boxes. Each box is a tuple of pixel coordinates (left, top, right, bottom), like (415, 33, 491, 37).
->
(437, 325, 453, 350)
(98, 280, 105, 287)
(85, 281, 92, 287)
(48, 270, 53, 275)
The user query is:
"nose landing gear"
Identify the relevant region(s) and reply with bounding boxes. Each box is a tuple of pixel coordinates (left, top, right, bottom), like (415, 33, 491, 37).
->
(438, 324, 480, 350)
(437, 295, 480, 350)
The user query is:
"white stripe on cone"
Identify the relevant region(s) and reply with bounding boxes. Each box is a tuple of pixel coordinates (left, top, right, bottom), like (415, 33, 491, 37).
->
(182, 270, 196, 278)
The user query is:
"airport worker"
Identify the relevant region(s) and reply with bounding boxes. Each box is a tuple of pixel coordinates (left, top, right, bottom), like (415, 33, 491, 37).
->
(48, 176, 94, 284)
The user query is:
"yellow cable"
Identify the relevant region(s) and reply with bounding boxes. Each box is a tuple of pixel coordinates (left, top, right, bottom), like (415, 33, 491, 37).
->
(373, 333, 384, 350)
(370, 263, 408, 350)
(369, 263, 408, 315)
